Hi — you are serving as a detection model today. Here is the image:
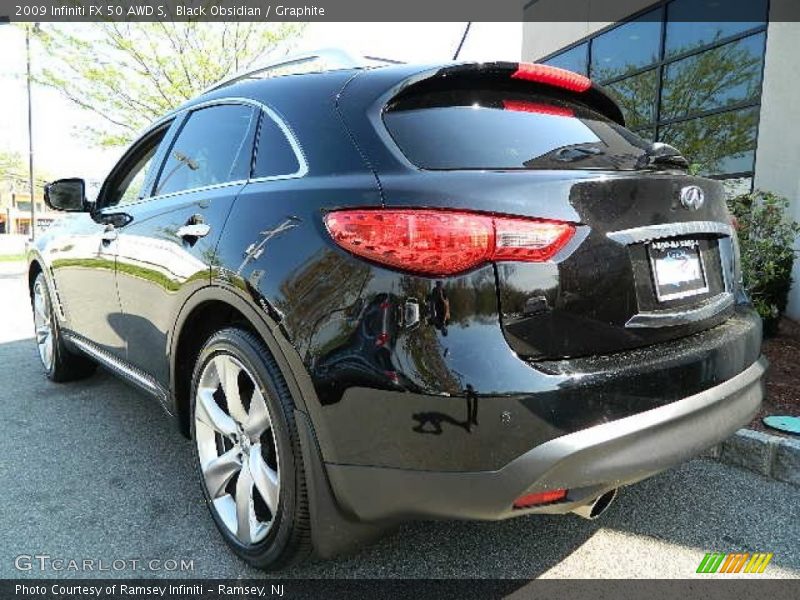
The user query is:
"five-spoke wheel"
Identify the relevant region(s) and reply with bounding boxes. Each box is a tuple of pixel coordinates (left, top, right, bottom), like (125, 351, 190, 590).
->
(30, 272, 95, 382)
(191, 327, 310, 569)
(195, 353, 280, 545)
(32, 276, 54, 371)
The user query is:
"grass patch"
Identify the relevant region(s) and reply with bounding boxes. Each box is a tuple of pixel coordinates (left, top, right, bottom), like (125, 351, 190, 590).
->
(0, 254, 25, 263)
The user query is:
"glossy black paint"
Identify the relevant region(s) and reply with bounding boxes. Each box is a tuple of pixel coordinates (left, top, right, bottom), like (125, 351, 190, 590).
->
(115, 184, 238, 384)
(495, 173, 734, 358)
(29, 62, 762, 485)
(44, 213, 125, 358)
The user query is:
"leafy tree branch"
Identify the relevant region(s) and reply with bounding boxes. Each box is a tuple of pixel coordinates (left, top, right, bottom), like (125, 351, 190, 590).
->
(32, 22, 305, 147)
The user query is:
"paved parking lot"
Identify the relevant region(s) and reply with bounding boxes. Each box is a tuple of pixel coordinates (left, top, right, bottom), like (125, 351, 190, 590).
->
(0, 262, 798, 579)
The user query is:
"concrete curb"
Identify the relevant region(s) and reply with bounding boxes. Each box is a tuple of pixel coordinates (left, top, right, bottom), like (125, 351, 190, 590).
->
(702, 428, 800, 486)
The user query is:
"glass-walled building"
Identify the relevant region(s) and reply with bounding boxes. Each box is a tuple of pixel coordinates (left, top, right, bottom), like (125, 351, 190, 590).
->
(536, 0, 767, 188)
(523, 0, 800, 318)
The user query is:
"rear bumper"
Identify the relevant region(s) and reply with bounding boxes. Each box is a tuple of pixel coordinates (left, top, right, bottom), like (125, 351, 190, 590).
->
(313, 307, 763, 472)
(326, 356, 766, 522)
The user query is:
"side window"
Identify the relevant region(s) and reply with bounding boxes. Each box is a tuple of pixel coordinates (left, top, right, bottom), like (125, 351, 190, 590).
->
(105, 126, 168, 207)
(118, 154, 156, 206)
(253, 113, 302, 178)
(155, 104, 257, 196)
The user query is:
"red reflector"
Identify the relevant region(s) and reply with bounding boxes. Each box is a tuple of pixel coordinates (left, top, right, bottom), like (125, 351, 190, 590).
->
(503, 100, 574, 117)
(375, 332, 389, 347)
(323, 210, 576, 276)
(511, 63, 592, 93)
(513, 488, 568, 509)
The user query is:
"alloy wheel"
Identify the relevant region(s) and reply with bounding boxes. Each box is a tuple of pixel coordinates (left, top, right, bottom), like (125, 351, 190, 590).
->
(33, 278, 54, 371)
(195, 354, 280, 545)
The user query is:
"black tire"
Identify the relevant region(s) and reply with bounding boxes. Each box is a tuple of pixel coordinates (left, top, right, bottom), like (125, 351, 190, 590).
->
(190, 327, 312, 570)
(31, 271, 96, 383)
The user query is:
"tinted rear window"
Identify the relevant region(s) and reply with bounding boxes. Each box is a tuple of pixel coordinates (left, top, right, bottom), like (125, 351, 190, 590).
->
(383, 89, 651, 171)
(253, 113, 302, 178)
(155, 104, 257, 196)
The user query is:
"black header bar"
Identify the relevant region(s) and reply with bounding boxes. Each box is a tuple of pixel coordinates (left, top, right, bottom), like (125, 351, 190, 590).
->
(2, 0, 799, 23)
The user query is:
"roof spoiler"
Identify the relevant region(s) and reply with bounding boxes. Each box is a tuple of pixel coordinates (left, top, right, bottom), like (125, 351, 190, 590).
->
(388, 62, 626, 126)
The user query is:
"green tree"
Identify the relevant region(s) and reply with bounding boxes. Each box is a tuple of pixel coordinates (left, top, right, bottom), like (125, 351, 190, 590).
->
(0, 149, 52, 190)
(728, 190, 800, 335)
(33, 22, 305, 147)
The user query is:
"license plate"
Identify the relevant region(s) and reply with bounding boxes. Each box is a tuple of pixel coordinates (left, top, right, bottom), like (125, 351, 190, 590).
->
(648, 239, 708, 301)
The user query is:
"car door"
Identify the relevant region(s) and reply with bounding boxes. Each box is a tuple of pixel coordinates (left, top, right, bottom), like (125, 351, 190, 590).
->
(113, 101, 260, 386)
(47, 123, 171, 358)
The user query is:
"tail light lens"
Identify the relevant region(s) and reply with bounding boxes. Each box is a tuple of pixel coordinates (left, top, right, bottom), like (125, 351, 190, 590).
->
(324, 209, 575, 276)
(513, 488, 568, 509)
(511, 63, 592, 93)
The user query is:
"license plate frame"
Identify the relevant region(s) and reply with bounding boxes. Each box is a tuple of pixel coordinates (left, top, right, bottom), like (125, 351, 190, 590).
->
(648, 239, 709, 302)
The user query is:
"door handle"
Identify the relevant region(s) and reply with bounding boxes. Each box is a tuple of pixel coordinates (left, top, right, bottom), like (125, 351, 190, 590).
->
(176, 223, 211, 239)
(101, 224, 118, 244)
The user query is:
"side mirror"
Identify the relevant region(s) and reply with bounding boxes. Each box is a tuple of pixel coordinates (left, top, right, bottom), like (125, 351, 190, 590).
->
(44, 178, 88, 212)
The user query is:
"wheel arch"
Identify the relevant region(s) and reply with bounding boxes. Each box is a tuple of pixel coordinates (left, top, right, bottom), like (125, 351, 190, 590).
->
(27, 257, 63, 323)
(27, 252, 61, 319)
(169, 284, 315, 438)
(170, 284, 389, 560)
(28, 260, 41, 284)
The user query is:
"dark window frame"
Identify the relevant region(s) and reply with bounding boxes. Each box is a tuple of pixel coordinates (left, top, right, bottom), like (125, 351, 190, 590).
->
(95, 98, 308, 212)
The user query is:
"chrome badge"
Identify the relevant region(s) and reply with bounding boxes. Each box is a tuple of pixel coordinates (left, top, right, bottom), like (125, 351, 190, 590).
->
(680, 185, 705, 211)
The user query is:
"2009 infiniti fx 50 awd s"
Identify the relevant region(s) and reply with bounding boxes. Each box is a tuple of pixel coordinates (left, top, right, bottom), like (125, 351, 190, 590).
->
(29, 58, 765, 569)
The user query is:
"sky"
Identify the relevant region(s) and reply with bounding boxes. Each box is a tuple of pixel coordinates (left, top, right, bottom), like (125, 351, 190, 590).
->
(0, 22, 521, 186)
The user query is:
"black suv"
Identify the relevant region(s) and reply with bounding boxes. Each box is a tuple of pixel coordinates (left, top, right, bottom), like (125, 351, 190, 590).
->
(29, 59, 765, 569)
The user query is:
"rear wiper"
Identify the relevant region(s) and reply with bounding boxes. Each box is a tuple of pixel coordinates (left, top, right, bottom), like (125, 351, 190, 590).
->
(636, 142, 689, 170)
(551, 144, 605, 163)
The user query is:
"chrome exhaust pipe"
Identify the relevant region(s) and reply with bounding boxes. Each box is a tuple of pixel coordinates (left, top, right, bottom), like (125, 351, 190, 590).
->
(571, 489, 618, 520)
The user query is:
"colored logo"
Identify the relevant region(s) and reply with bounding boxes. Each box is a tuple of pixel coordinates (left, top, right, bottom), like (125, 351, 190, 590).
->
(696, 552, 773, 574)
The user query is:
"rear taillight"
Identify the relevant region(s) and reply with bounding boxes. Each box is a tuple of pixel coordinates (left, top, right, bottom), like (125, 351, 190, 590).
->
(511, 63, 592, 93)
(323, 209, 575, 276)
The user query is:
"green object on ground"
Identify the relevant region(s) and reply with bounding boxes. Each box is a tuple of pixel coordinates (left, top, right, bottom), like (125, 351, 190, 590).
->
(763, 415, 800, 435)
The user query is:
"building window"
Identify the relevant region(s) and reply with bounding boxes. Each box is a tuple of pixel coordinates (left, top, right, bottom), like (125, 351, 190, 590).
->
(603, 68, 658, 129)
(660, 33, 765, 120)
(659, 107, 759, 176)
(665, 0, 768, 56)
(589, 10, 661, 81)
(540, 0, 768, 180)
(543, 42, 588, 75)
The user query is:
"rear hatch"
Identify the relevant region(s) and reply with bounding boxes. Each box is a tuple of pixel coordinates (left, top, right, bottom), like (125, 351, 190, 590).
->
(338, 63, 738, 359)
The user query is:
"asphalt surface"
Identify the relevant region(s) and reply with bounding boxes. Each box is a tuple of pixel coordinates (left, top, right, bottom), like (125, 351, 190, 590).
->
(0, 262, 798, 579)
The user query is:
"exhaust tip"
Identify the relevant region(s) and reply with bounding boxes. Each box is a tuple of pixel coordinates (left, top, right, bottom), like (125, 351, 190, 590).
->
(571, 488, 617, 520)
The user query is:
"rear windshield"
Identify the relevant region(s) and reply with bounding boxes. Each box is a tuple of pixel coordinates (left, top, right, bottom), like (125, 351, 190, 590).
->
(383, 89, 651, 171)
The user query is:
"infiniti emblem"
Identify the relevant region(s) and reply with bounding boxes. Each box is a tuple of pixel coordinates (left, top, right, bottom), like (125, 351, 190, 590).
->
(680, 185, 705, 211)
